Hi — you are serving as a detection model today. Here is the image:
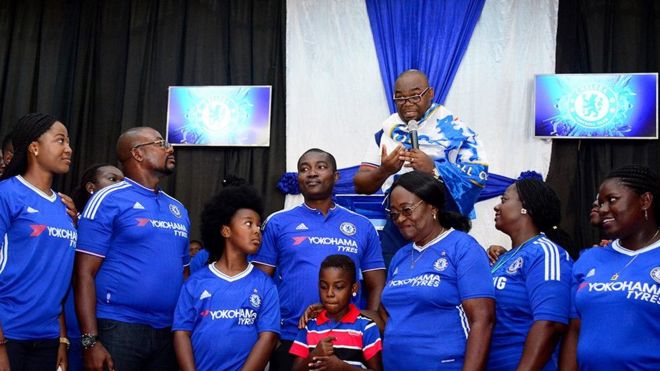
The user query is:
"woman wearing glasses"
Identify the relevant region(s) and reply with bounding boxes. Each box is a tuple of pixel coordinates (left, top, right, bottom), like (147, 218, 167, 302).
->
(0, 113, 77, 371)
(487, 178, 573, 370)
(379, 171, 494, 370)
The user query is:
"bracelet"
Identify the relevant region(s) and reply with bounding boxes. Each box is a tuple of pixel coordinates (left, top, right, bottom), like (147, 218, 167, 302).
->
(59, 337, 70, 350)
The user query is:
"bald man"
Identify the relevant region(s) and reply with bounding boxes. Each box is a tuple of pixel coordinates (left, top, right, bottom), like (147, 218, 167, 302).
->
(354, 70, 488, 264)
(75, 127, 190, 371)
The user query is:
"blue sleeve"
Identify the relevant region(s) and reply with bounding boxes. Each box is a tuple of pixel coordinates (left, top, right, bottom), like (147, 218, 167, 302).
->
(0, 189, 14, 238)
(360, 223, 385, 272)
(455, 236, 495, 300)
(190, 250, 210, 274)
(76, 195, 117, 257)
(568, 272, 579, 319)
(525, 244, 572, 324)
(181, 213, 191, 267)
(251, 216, 279, 267)
(256, 278, 281, 334)
(172, 280, 196, 331)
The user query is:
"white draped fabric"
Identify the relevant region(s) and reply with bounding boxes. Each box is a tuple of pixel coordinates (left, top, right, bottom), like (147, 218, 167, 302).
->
(286, 0, 559, 249)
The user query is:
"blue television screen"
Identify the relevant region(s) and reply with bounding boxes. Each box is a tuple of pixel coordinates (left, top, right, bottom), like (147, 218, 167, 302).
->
(166, 85, 272, 146)
(535, 73, 658, 139)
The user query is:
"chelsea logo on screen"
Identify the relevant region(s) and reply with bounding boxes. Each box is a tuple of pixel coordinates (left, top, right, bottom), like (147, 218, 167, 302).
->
(340, 222, 356, 236)
(169, 204, 182, 218)
(507, 257, 524, 274)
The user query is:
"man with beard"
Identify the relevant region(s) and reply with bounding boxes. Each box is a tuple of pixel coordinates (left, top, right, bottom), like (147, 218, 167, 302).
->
(252, 148, 385, 371)
(74, 127, 190, 371)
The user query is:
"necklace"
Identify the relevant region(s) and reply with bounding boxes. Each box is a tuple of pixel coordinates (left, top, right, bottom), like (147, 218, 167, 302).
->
(411, 228, 447, 268)
(490, 234, 540, 274)
(611, 228, 660, 280)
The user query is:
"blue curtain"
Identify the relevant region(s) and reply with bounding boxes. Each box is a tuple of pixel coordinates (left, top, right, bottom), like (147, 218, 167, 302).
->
(365, 0, 486, 112)
(277, 167, 543, 202)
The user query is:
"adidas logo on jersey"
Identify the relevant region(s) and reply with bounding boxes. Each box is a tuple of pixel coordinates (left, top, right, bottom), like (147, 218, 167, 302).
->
(586, 268, 596, 278)
(295, 223, 308, 230)
(26, 206, 39, 213)
(133, 202, 145, 209)
(199, 290, 212, 300)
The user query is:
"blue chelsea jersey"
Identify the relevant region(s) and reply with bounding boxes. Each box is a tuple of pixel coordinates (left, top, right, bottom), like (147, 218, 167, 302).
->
(251, 203, 385, 340)
(0, 176, 77, 339)
(572, 240, 660, 370)
(488, 235, 572, 371)
(172, 263, 280, 371)
(77, 178, 190, 328)
(381, 229, 494, 370)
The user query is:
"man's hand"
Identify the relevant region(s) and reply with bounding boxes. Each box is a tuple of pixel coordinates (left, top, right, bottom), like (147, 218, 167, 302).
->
(400, 149, 435, 173)
(380, 144, 405, 175)
(83, 343, 115, 371)
(311, 336, 335, 357)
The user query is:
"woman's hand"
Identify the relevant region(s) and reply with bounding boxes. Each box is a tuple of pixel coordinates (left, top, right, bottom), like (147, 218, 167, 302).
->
(298, 303, 323, 329)
(0, 345, 10, 371)
(56, 342, 68, 371)
(487, 245, 507, 265)
(59, 192, 78, 226)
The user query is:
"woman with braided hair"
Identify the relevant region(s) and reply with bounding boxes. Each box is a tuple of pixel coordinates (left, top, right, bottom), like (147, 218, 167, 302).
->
(561, 165, 660, 370)
(0, 113, 77, 371)
(487, 178, 574, 370)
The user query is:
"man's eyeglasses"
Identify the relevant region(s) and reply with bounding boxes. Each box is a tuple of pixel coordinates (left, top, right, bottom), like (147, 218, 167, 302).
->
(393, 87, 430, 104)
(386, 200, 424, 221)
(132, 139, 172, 150)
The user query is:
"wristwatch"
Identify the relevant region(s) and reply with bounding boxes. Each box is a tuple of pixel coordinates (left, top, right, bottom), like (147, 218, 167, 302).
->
(81, 333, 98, 350)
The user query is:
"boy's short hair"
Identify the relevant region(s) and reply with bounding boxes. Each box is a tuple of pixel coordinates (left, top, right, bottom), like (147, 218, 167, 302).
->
(320, 254, 356, 284)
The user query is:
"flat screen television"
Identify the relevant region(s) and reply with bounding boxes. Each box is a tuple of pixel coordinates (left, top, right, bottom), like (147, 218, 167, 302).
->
(534, 73, 658, 139)
(166, 85, 272, 146)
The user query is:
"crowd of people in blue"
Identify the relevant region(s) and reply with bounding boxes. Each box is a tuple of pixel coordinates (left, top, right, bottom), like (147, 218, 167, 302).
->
(0, 70, 658, 371)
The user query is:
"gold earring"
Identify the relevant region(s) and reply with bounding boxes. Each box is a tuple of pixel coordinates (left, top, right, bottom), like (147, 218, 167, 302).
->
(433, 213, 437, 220)
(521, 208, 528, 214)
(644, 209, 648, 221)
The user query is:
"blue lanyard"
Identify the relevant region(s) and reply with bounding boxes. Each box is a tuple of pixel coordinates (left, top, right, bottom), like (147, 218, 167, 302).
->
(490, 234, 540, 274)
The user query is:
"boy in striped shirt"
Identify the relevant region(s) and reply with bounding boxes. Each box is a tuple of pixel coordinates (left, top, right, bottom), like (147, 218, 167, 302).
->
(290, 255, 382, 370)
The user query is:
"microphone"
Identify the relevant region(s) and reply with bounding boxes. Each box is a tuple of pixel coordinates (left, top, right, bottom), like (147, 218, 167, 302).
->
(408, 119, 419, 149)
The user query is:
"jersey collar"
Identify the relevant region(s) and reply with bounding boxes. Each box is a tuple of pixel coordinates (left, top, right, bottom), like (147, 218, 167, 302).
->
(16, 175, 57, 202)
(124, 177, 161, 196)
(208, 262, 254, 282)
(612, 238, 660, 256)
(301, 202, 337, 215)
(316, 303, 360, 325)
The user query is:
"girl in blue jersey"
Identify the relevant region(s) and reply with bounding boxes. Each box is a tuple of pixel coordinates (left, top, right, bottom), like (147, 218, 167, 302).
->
(487, 178, 574, 370)
(561, 165, 660, 370)
(64, 163, 124, 371)
(379, 171, 495, 370)
(0, 113, 76, 371)
(173, 183, 280, 371)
